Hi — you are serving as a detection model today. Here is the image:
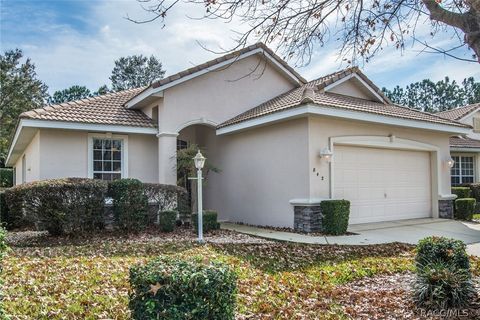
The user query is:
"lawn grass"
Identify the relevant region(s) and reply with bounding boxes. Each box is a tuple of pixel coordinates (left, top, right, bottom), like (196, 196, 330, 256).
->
(474, 213, 480, 220)
(1, 231, 478, 319)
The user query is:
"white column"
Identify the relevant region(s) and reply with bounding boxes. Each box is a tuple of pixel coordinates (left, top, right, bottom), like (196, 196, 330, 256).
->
(157, 132, 178, 185)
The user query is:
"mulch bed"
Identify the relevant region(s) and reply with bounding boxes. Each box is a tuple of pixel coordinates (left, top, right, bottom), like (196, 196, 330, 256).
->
(6, 227, 274, 248)
(333, 272, 480, 320)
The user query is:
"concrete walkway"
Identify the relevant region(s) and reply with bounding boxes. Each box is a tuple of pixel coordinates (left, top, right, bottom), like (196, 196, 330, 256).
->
(221, 218, 480, 255)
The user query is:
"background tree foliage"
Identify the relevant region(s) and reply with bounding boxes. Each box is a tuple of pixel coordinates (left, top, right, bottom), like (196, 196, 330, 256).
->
(110, 55, 166, 91)
(382, 77, 480, 112)
(0, 49, 48, 167)
(132, 0, 480, 64)
(48, 85, 93, 105)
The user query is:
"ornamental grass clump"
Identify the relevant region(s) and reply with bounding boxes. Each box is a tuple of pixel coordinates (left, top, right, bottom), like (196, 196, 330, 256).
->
(413, 236, 475, 310)
(129, 256, 237, 320)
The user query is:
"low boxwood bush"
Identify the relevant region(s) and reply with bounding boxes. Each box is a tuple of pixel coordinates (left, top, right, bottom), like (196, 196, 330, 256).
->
(320, 200, 350, 235)
(455, 198, 476, 220)
(129, 256, 237, 320)
(4, 178, 107, 235)
(413, 261, 476, 310)
(467, 183, 480, 212)
(416, 236, 470, 271)
(143, 183, 189, 224)
(192, 210, 220, 232)
(414, 237, 475, 310)
(451, 186, 471, 199)
(0, 168, 13, 188)
(109, 178, 148, 233)
(158, 210, 177, 232)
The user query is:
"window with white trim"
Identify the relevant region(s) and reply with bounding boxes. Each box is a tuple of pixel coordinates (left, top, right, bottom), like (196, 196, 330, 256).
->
(451, 156, 475, 186)
(92, 138, 123, 181)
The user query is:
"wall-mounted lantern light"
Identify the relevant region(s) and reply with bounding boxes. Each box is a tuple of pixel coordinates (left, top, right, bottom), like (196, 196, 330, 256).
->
(446, 157, 455, 168)
(319, 147, 333, 162)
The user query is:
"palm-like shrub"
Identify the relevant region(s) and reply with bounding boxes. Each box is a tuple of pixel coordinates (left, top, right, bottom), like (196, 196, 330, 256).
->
(413, 261, 476, 309)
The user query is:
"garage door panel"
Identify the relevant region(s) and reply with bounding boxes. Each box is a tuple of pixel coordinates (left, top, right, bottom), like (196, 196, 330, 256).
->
(334, 145, 432, 224)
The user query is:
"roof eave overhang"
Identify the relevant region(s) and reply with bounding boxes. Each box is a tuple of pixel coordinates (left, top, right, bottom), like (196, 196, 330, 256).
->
(125, 47, 305, 109)
(216, 103, 471, 136)
(5, 119, 157, 167)
(450, 147, 480, 152)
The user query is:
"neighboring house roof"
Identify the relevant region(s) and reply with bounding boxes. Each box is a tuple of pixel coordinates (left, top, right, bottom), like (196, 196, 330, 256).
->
(436, 103, 480, 121)
(450, 136, 480, 149)
(20, 87, 156, 128)
(218, 73, 470, 129)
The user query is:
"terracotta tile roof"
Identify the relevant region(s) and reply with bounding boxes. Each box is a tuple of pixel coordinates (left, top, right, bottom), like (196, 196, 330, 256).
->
(149, 43, 307, 90)
(450, 136, 480, 148)
(218, 73, 470, 129)
(436, 103, 480, 121)
(20, 87, 156, 128)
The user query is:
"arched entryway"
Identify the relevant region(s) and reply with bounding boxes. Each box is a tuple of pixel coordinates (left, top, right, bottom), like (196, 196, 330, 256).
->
(176, 124, 220, 213)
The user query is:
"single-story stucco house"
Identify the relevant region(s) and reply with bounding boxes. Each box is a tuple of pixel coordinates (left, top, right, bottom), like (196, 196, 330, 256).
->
(437, 104, 480, 186)
(6, 43, 473, 231)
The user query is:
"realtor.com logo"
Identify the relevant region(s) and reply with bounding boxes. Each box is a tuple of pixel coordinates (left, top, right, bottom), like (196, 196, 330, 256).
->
(419, 309, 478, 318)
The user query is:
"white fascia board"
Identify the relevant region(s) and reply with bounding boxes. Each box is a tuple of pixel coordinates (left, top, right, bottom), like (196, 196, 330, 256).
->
(21, 119, 158, 134)
(216, 104, 472, 135)
(324, 73, 385, 103)
(450, 147, 480, 152)
(126, 48, 303, 109)
(5, 119, 157, 166)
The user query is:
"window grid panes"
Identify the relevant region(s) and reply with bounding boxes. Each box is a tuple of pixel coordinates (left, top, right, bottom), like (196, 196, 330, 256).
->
(93, 138, 122, 181)
(451, 156, 474, 186)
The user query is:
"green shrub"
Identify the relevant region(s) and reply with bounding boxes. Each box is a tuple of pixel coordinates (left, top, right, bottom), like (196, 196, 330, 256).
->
(413, 261, 476, 310)
(4, 178, 107, 235)
(467, 183, 480, 212)
(158, 210, 177, 232)
(0, 168, 13, 188)
(320, 200, 350, 235)
(416, 236, 470, 271)
(109, 179, 148, 233)
(192, 210, 220, 232)
(454, 198, 476, 220)
(451, 186, 471, 199)
(0, 191, 9, 227)
(129, 256, 237, 320)
(143, 183, 189, 224)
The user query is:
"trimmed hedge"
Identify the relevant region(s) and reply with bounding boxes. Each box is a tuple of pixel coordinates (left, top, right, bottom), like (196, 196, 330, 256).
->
(466, 183, 480, 213)
(455, 198, 476, 220)
(158, 210, 177, 232)
(320, 200, 350, 235)
(416, 236, 470, 272)
(0, 191, 8, 227)
(192, 210, 220, 233)
(451, 186, 471, 199)
(109, 179, 148, 233)
(414, 237, 474, 309)
(4, 178, 107, 235)
(129, 256, 237, 320)
(0, 168, 13, 188)
(143, 183, 189, 224)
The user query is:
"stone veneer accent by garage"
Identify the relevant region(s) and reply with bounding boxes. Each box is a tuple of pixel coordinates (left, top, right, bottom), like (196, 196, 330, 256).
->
(291, 199, 327, 233)
(438, 199, 455, 219)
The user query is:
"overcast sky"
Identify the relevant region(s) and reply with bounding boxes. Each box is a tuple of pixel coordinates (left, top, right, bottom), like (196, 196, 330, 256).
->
(1, 0, 479, 94)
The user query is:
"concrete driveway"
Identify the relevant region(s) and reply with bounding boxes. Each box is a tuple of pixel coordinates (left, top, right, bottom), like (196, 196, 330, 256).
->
(221, 218, 480, 256)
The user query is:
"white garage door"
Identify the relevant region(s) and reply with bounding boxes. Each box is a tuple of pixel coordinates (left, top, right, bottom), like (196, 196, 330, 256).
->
(333, 145, 432, 224)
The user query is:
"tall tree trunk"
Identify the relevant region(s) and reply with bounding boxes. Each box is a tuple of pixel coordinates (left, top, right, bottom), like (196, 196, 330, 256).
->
(423, 0, 480, 62)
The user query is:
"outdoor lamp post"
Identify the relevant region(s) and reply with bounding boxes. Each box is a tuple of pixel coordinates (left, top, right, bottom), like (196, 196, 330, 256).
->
(193, 150, 206, 243)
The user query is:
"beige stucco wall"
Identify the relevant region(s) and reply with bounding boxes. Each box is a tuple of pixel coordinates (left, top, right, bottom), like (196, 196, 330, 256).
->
(328, 79, 372, 100)
(459, 112, 480, 140)
(15, 128, 159, 183)
(159, 55, 297, 133)
(204, 118, 309, 227)
(14, 131, 40, 184)
(307, 116, 453, 200)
